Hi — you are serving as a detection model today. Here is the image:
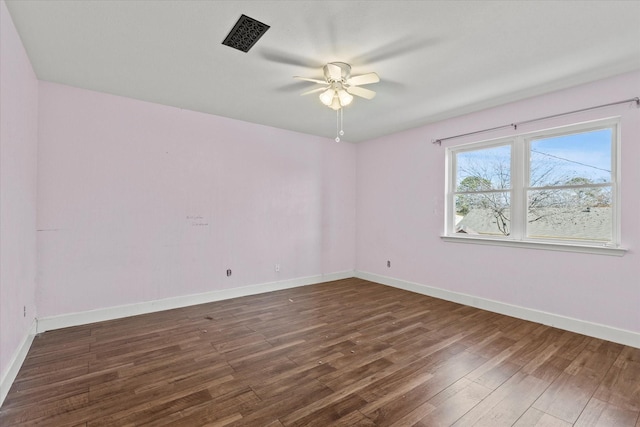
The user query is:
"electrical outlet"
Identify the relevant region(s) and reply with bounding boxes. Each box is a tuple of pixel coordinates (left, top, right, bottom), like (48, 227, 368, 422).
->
(275, 264, 280, 272)
(226, 269, 232, 277)
(387, 260, 391, 268)
(23, 306, 26, 317)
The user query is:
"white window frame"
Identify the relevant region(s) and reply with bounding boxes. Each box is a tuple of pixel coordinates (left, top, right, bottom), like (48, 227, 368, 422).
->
(443, 117, 625, 256)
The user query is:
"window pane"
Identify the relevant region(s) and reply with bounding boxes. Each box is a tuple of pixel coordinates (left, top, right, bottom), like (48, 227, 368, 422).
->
(530, 128, 612, 187)
(456, 145, 511, 190)
(527, 187, 612, 241)
(455, 192, 510, 236)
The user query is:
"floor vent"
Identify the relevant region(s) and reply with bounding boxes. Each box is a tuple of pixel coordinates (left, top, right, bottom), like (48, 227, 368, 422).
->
(222, 14, 270, 53)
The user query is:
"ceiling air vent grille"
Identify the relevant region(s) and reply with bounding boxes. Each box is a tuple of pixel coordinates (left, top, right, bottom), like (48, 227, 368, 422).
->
(222, 14, 270, 53)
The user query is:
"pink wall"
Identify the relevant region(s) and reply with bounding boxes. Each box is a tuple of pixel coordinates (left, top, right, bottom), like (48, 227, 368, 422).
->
(36, 82, 356, 317)
(0, 0, 39, 380)
(356, 70, 640, 334)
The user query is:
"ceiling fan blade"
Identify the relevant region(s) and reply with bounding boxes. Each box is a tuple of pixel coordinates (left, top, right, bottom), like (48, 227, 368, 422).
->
(346, 86, 376, 100)
(260, 48, 321, 68)
(351, 37, 436, 64)
(347, 72, 380, 86)
(326, 63, 342, 81)
(294, 76, 327, 84)
(300, 86, 328, 96)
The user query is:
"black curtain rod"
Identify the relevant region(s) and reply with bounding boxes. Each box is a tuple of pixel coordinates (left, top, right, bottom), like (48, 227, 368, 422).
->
(432, 97, 640, 146)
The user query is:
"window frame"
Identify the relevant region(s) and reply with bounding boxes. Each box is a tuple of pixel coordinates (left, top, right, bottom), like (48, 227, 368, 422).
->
(443, 117, 625, 256)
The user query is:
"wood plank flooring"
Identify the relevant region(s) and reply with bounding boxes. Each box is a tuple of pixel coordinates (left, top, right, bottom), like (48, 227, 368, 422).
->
(1, 278, 639, 426)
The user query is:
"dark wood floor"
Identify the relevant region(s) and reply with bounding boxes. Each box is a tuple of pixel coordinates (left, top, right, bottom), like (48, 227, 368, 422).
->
(1, 278, 639, 426)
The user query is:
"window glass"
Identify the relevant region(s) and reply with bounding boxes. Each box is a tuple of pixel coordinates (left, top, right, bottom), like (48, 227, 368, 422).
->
(530, 129, 612, 187)
(527, 128, 613, 241)
(456, 145, 511, 190)
(455, 192, 511, 236)
(455, 144, 511, 236)
(527, 188, 612, 241)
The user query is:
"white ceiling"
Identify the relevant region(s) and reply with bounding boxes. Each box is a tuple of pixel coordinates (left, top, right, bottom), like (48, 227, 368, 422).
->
(5, 0, 640, 143)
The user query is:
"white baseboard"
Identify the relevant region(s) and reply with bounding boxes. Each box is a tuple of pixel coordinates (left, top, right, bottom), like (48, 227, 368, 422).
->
(36, 271, 355, 334)
(1, 319, 37, 407)
(355, 270, 640, 349)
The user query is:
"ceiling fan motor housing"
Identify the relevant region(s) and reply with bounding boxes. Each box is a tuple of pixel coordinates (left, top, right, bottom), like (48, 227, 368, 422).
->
(323, 62, 351, 83)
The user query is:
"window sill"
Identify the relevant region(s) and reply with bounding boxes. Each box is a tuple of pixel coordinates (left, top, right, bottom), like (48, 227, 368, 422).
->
(441, 235, 627, 256)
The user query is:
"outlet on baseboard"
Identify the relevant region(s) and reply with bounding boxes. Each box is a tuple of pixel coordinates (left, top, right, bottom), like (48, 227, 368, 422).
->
(387, 260, 391, 268)
(23, 306, 26, 317)
(226, 269, 232, 277)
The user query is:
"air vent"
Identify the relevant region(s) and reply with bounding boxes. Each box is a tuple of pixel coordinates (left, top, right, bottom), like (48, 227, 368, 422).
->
(222, 14, 270, 53)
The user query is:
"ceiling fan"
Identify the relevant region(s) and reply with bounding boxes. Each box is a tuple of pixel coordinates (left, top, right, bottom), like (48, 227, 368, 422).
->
(295, 62, 380, 111)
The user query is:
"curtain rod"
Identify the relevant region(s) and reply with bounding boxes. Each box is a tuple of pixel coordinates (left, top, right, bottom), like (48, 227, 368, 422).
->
(432, 96, 640, 146)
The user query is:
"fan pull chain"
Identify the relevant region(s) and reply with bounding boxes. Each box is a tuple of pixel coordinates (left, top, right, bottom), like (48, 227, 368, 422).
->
(335, 108, 344, 142)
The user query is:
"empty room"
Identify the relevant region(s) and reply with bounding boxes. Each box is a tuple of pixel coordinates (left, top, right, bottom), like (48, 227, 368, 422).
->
(1, 1, 639, 426)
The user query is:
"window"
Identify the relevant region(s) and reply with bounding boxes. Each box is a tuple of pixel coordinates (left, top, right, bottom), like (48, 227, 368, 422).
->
(445, 118, 622, 254)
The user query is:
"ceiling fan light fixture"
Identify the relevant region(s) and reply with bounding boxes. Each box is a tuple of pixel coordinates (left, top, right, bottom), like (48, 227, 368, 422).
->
(319, 88, 335, 106)
(329, 97, 342, 111)
(337, 89, 353, 107)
